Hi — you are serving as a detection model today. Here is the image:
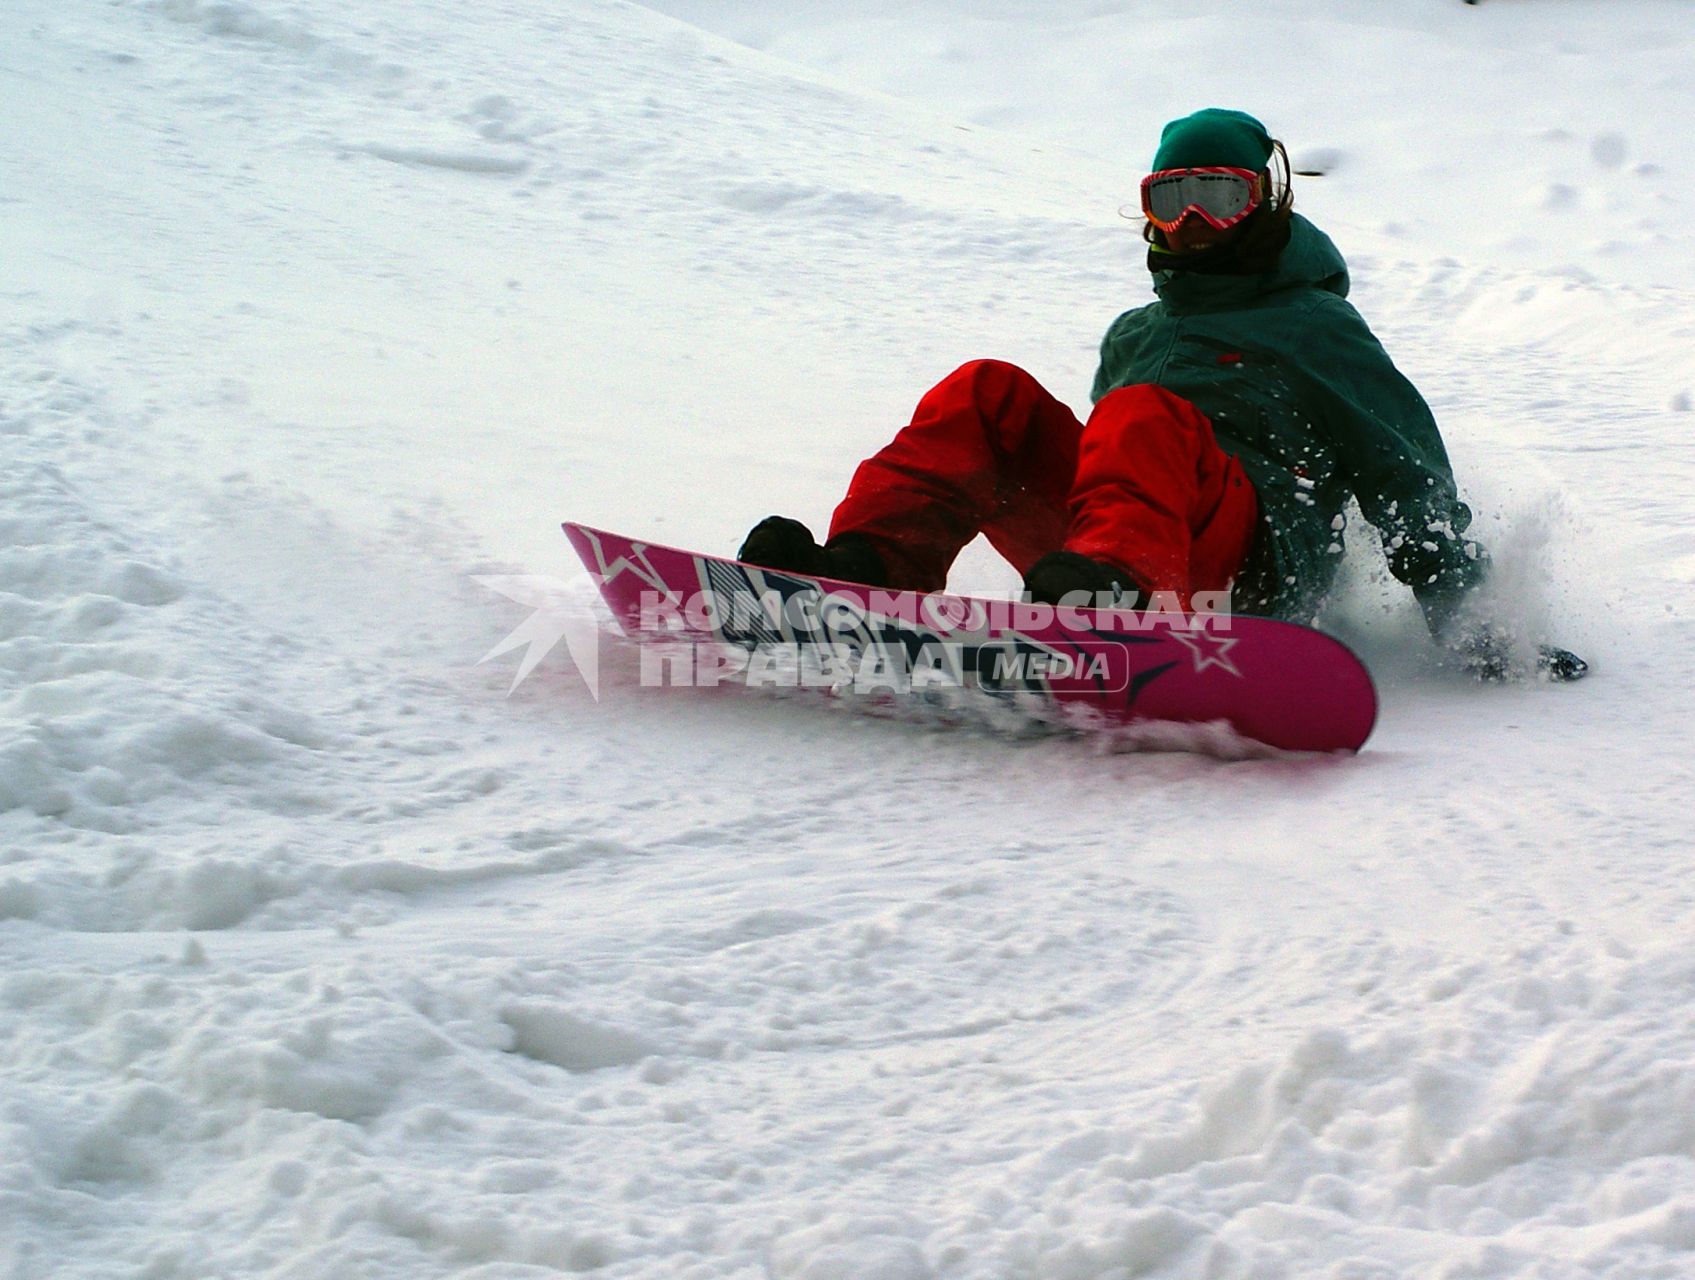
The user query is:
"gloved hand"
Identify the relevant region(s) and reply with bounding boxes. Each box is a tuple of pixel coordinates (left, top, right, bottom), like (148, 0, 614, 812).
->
(1445, 621, 1588, 683)
(1534, 644, 1588, 682)
(737, 516, 889, 587)
(1022, 551, 1138, 605)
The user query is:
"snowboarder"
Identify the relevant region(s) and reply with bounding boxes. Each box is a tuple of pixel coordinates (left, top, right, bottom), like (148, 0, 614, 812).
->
(738, 108, 1584, 681)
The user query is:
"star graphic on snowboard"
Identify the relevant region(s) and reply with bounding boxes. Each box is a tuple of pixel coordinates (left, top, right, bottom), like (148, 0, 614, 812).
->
(574, 528, 677, 601)
(1167, 625, 1244, 678)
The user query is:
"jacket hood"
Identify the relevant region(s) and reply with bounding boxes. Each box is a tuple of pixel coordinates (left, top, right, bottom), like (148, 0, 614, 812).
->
(1152, 214, 1350, 313)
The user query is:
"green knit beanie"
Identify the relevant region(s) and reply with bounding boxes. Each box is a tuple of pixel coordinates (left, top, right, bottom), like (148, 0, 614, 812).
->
(1152, 108, 1274, 172)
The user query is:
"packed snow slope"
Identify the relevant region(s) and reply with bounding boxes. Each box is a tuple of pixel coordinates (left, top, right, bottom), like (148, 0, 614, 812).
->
(4, 1, 1695, 1277)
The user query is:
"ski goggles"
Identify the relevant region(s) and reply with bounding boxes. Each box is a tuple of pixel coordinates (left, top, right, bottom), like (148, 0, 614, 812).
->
(1140, 166, 1265, 231)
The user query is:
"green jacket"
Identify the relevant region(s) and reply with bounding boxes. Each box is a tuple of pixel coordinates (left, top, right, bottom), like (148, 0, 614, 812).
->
(1091, 214, 1485, 624)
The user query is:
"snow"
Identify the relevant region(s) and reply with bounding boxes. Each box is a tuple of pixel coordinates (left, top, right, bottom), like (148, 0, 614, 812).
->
(4, 0, 1695, 1277)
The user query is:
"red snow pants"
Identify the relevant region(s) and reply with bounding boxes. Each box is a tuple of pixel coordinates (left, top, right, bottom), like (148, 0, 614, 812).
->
(827, 360, 1260, 607)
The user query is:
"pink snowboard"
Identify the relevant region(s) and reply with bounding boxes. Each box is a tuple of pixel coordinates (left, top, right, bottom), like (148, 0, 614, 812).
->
(564, 522, 1377, 753)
